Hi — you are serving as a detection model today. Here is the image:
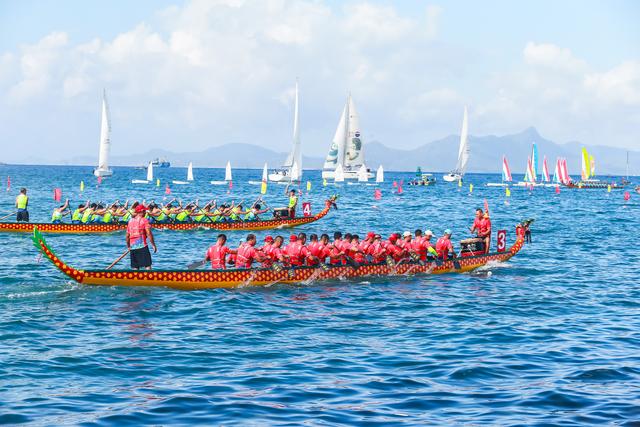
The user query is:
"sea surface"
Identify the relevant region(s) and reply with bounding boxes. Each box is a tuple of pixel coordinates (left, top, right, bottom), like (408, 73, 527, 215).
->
(0, 165, 638, 426)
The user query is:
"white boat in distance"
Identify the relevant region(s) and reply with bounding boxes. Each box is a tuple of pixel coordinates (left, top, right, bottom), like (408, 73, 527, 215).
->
(269, 82, 302, 184)
(132, 162, 153, 184)
(211, 161, 232, 185)
(443, 107, 469, 183)
(172, 162, 194, 185)
(322, 94, 374, 181)
(487, 155, 513, 187)
(93, 90, 113, 178)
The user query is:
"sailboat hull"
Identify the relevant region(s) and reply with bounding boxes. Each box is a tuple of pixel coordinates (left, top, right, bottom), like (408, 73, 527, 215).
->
(322, 170, 373, 180)
(442, 173, 462, 182)
(93, 168, 113, 178)
(268, 172, 294, 183)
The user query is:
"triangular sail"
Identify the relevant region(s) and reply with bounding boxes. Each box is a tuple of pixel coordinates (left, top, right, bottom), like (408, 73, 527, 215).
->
(531, 143, 539, 179)
(581, 148, 591, 180)
(225, 161, 232, 181)
(502, 156, 512, 182)
(455, 107, 470, 175)
(553, 158, 560, 184)
(146, 162, 153, 181)
(334, 164, 345, 182)
(589, 154, 595, 178)
(291, 161, 300, 182)
(187, 162, 194, 181)
(283, 81, 302, 179)
(261, 163, 267, 194)
(94, 90, 112, 176)
(324, 104, 347, 170)
(357, 164, 368, 182)
(542, 156, 550, 182)
(344, 95, 365, 168)
(376, 165, 384, 183)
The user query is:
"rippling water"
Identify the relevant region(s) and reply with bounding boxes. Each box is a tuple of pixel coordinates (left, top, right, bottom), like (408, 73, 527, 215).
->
(1, 165, 639, 425)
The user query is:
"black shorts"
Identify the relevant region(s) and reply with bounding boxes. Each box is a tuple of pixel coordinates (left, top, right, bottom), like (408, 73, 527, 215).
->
(16, 210, 29, 222)
(130, 246, 152, 269)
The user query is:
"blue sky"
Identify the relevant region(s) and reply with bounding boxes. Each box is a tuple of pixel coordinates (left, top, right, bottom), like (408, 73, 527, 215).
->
(0, 0, 638, 163)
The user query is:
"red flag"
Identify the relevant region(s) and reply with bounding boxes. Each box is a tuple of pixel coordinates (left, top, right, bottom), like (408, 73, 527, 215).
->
(229, 181, 233, 190)
(165, 184, 171, 195)
(397, 180, 403, 194)
(484, 199, 489, 215)
(374, 189, 381, 200)
(624, 191, 630, 201)
(53, 188, 61, 201)
(392, 181, 397, 187)
(97, 176, 102, 185)
(555, 186, 560, 194)
(6, 176, 10, 191)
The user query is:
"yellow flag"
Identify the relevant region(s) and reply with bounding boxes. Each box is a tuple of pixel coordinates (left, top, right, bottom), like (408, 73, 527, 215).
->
(306, 181, 311, 192)
(156, 178, 160, 187)
(506, 187, 511, 197)
(323, 178, 327, 187)
(80, 180, 84, 192)
(469, 183, 474, 193)
(607, 185, 611, 193)
(260, 181, 267, 195)
(458, 179, 462, 187)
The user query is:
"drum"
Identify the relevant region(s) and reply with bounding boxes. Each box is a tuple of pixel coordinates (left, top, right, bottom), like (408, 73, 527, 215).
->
(460, 238, 485, 257)
(272, 208, 291, 219)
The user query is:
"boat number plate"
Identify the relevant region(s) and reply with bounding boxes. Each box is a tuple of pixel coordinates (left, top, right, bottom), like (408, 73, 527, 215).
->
(302, 202, 311, 217)
(497, 230, 507, 252)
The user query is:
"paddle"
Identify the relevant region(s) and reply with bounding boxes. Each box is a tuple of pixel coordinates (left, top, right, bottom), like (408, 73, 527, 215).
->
(187, 260, 207, 270)
(106, 249, 130, 270)
(0, 211, 17, 221)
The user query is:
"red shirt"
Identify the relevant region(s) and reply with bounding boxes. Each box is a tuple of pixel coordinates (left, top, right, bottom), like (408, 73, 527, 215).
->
(368, 241, 387, 263)
(386, 241, 404, 262)
(285, 241, 311, 266)
(127, 216, 150, 248)
(411, 237, 427, 261)
(436, 237, 453, 260)
(350, 240, 366, 263)
(307, 241, 323, 265)
(472, 217, 483, 233)
(206, 243, 230, 269)
(329, 242, 344, 265)
(236, 243, 258, 268)
(479, 217, 492, 237)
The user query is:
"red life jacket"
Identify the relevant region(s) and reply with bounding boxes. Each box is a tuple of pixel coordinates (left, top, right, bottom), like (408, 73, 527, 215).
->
(436, 237, 452, 260)
(206, 244, 229, 269)
(285, 241, 304, 266)
(236, 243, 256, 268)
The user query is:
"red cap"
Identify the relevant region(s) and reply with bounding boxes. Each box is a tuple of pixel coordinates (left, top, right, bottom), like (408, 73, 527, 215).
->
(389, 234, 398, 243)
(367, 232, 375, 239)
(135, 204, 147, 213)
(289, 235, 298, 242)
(264, 235, 274, 242)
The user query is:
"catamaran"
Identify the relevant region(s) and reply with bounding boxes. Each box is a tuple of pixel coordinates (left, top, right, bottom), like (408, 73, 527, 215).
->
(487, 155, 513, 187)
(269, 82, 302, 184)
(443, 107, 469, 182)
(172, 162, 194, 185)
(515, 143, 546, 187)
(132, 162, 153, 184)
(565, 147, 624, 188)
(93, 90, 113, 178)
(322, 94, 373, 181)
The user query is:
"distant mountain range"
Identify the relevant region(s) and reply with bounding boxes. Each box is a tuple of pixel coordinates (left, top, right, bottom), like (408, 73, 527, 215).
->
(60, 127, 636, 175)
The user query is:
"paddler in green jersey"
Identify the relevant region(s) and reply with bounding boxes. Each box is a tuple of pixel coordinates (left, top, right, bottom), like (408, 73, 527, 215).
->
(71, 201, 89, 224)
(81, 203, 97, 223)
(120, 202, 138, 223)
(175, 204, 194, 223)
(90, 204, 108, 223)
(15, 188, 29, 222)
(243, 203, 269, 221)
(286, 188, 298, 218)
(51, 199, 70, 223)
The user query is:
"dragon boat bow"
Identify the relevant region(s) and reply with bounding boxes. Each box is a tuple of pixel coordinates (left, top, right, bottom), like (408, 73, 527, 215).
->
(0, 198, 336, 234)
(32, 225, 525, 290)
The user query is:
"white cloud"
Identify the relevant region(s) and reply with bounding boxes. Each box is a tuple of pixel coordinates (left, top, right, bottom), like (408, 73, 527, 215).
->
(523, 42, 586, 73)
(584, 60, 640, 106)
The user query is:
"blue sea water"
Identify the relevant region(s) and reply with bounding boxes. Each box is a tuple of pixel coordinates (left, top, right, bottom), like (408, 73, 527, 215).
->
(0, 165, 639, 425)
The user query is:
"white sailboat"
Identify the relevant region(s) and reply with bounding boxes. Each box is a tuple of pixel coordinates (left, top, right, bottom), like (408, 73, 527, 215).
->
(132, 162, 153, 184)
(93, 90, 113, 177)
(334, 164, 345, 183)
(322, 94, 373, 181)
(172, 162, 194, 185)
(443, 107, 469, 182)
(376, 165, 384, 183)
(487, 155, 513, 187)
(211, 161, 232, 185)
(269, 81, 303, 183)
(357, 164, 369, 182)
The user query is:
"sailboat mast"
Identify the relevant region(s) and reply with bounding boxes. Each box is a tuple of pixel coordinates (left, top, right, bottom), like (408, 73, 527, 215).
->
(626, 151, 630, 180)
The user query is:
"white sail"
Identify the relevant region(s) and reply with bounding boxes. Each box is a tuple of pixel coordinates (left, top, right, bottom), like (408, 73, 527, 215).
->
(456, 106, 470, 175)
(335, 164, 345, 182)
(187, 162, 194, 181)
(146, 162, 153, 181)
(225, 161, 232, 181)
(291, 161, 300, 181)
(376, 165, 384, 183)
(94, 90, 113, 177)
(357, 164, 368, 182)
(345, 95, 365, 168)
(324, 104, 347, 170)
(262, 163, 268, 181)
(283, 82, 303, 175)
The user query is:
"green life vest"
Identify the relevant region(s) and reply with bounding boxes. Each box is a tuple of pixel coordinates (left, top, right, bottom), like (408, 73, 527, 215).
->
(176, 210, 190, 222)
(72, 208, 82, 221)
(81, 208, 93, 223)
(156, 210, 167, 222)
(230, 207, 240, 220)
(51, 210, 63, 222)
(122, 209, 134, 222)
(194, 209, 207, 222)
(244, 210, 256, 221)
(288, 195, 298, 208)
(211, 209, 221, 222)
(16, 194, 28, 209)
(102, 211, 113, 223)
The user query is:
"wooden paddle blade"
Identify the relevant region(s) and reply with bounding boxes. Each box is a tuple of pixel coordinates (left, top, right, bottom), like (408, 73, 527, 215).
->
(187, 260, 207, 270)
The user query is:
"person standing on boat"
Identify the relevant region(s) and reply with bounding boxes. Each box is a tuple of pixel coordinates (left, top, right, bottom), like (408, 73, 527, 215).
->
(479, 212, 492, 253)
(285, 187, 298, 218)
(126, 205, 157, 270)
(15, 188, 29, 222)
(469, 208, 483, 235)
(436, 230, 457, 261)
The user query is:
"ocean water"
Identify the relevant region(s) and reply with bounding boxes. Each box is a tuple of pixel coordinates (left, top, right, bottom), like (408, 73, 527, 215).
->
(0, 165, 638, 425)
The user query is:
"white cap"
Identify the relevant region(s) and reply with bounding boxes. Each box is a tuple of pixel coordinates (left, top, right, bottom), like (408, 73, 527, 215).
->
(403, 231, 411, 237)
(425, 230, 433, 236)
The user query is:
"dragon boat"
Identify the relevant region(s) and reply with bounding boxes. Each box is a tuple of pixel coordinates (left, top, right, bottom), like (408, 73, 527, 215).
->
(564, 180, 625, 189)
(0, 198, 336, 234)
(32, 225, 525, 290)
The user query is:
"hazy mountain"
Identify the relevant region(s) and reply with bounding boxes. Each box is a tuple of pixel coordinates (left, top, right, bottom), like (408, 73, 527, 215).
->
(59, 127, 636, 175)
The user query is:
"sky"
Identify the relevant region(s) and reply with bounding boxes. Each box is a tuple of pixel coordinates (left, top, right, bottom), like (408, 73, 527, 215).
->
(0, 0, 639, 164)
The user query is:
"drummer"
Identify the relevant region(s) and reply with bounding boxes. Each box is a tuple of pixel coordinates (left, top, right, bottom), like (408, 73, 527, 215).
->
(479, 211, 492, 253)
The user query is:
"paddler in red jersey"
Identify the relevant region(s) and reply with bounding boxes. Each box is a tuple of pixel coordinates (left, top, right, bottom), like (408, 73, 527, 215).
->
(126, 204, 157, 270)
(309, 234, 336, 266)
(235, 234, 267, 268)
(386, 233, 406, 263)
(479, 211, 492, 253)
(436, 229, 457, 260)
(329, 232, 346, 265)
(349, 235, 367, 264)
(470, 208, 483, 235)
(411, 230, 427, 261)
(205, 234, 236, 269)
(359, 232, 375, 262)
(368, 234, 387, 263)
(284, 234, 313, 266)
